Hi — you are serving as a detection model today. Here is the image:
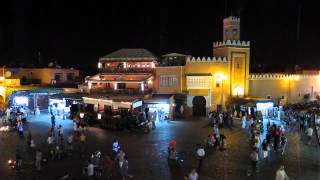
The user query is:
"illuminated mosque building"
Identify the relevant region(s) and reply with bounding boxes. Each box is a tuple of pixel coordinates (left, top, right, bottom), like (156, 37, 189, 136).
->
(66, 16, 320, 117)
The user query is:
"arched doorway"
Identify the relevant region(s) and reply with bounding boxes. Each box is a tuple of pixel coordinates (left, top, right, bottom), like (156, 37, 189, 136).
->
(192, 96, 206, 116)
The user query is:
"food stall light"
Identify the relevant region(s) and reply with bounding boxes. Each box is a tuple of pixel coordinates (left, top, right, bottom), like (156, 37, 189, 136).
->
(0, 76, 4, 81)
(97, 113, 102, 120)
(141, 83, 144, 91)
(14, 96, 28, 106)
(80, 113, 84, 119)
(98, 62, 102, 69)
(114, 83, 117, 90)
(147, 80, 152, 84)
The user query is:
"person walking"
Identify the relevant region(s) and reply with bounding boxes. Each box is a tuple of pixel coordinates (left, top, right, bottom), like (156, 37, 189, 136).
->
(27, 130, 32, 147)
(105, 155, 115, 180)
(250, 148, 259, 173)
(58, 125, 64, 142)
(242, 114, 247, 129)
(116, 149, 126, 169)
(51, 115, 56, 128)
(275, 165, 289, 180)
(306, 126, 313, 145)
(120, 156, 132, 180)
(15, 149, 22, 170)
(87, 160, 95, 179)
(188, 168, 199, 180)
(35, 149, 42, 171)
(196, 145, 205, 173)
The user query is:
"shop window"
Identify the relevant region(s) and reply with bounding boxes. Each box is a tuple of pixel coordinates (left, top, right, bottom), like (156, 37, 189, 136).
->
(67, 73, 75, 81)
(232, 29, 238, 35)
(54, 73, 62, 82)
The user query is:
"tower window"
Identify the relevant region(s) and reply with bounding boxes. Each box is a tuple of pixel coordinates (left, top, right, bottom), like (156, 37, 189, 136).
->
(232, 29, 238, 35)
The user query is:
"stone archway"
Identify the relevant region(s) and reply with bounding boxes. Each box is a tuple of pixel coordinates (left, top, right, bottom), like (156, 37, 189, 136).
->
(192, 96, 206, 116)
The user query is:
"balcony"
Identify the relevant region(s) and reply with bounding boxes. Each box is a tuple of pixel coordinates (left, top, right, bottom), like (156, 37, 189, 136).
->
(99, 68, 154, 74)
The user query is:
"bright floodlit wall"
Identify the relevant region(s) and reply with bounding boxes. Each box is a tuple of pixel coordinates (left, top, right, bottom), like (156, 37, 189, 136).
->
(213, 45, 250, 96)
(7, 68, 79, 84)
(185, 57, 230, 110)
(154, 66, 185, 94)
(249, 74, 320, 105)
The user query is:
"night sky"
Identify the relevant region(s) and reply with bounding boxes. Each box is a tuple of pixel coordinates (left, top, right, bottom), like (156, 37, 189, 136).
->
(0, 0, 318, 74)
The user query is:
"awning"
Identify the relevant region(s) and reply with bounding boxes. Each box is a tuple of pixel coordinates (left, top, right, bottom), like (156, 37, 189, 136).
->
(83, 97, 113, 106)
(82, 95, 143, 109)
(144, 95, 172, 104)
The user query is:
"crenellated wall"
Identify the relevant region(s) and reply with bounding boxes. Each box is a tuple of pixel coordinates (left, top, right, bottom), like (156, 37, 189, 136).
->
(249, 73, 320, 104)
(213, 40, 250, 48)
(186, 56, 227, 63)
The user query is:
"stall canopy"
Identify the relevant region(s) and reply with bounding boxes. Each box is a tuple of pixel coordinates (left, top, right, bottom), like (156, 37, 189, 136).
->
(49, 93, 88, 101)
(83, 94, 143, 109)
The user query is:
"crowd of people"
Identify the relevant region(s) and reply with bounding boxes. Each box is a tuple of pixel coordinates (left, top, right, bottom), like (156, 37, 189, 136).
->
(10, 108, 135, 180)
(167, 111, 233, 180)
(5, 101, 320, 180)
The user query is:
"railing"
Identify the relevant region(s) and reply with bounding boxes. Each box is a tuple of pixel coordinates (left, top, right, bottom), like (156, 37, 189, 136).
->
(99, 68, 154, 74)
(89, 88, 153, 95)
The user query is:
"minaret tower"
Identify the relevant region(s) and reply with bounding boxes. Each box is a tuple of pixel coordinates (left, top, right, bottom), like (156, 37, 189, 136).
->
(223, 16, 240, 41)
(213, 16, 250, 97)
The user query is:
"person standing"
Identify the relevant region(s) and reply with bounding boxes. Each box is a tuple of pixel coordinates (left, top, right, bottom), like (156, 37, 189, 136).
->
(35, 149, 42, 171)
(196, 145, 205, 173)
(275, 165, 289, 180)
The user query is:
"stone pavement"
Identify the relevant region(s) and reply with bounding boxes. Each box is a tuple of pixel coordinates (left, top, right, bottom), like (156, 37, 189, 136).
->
(0, 114, 319, 180)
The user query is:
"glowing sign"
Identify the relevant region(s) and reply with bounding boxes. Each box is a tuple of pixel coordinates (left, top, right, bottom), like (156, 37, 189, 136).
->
(98, 62, 102, 69)
(132, 101, 142, 108)
(14, 96, 28, 106)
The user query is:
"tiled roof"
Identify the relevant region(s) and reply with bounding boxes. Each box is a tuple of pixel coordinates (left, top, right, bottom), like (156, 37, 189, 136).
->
(99, 48, 158, 62)
(162, 53, 189, 57)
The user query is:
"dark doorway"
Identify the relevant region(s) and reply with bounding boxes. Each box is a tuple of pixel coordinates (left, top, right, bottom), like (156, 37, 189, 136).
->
(192, 96, 206, 116)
